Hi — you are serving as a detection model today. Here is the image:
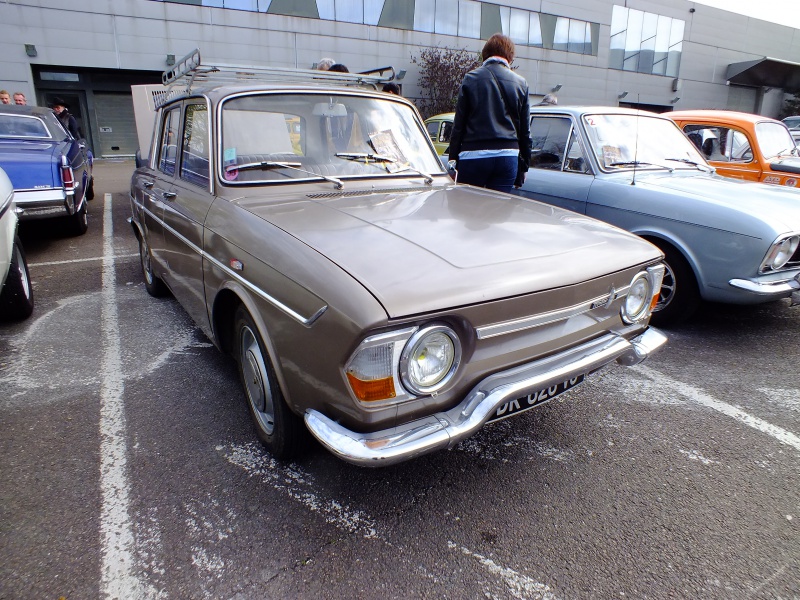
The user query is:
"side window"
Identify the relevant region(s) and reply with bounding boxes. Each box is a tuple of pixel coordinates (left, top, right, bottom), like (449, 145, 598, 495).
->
(440, 121, 453, 143)
(426, 120, 439, 141)
(683, 125, 751, 163)
(529, 116, 571, 170)
(727, 130, 752, 162)
(564, 132, 590, 173)
(157, 107, 180, 176)
(180, 103, 209, 187)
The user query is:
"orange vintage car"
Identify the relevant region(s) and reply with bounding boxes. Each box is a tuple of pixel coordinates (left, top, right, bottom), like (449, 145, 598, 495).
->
(668, 110, 800, 188)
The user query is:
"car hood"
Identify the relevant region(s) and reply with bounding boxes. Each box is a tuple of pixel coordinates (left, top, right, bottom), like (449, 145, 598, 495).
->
(625, 171, 800, 233)
(0, 140, 60, 189)
(240, 184, 661, 317)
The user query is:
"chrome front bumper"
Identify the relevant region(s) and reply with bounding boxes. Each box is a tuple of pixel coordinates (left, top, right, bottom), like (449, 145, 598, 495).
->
(305, 327, 668, 467)
(729, 272, 800, 300)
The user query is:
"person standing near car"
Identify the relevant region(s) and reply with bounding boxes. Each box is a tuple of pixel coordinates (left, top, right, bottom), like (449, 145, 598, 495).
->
(0, 90, 10, 104)
(13, 92, 26, 105)
(51, 97, 82, 140)
(448, 33, 531, 193)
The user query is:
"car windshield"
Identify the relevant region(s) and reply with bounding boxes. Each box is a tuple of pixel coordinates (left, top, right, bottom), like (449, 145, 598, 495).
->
(0, 114, 52, 139)
(219, 93, 444, 184)
(755, 121, 796, 158)
(582, 113, 707, 171)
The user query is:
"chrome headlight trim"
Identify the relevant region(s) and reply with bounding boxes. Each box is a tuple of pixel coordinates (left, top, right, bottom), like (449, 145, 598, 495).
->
(399, 324, 462, 396)
(760, 234, 800, 273)
(621, 265, 663, 324)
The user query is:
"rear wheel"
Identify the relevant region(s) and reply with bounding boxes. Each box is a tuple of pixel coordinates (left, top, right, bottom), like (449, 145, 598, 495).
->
(68, 201, 88, 236)
(0, 235, 34, 321)
(650, 242, 700, 327)
(86, 176, 95, 201)
(138, 235, 168, 297)
(234, 306, 304, 459)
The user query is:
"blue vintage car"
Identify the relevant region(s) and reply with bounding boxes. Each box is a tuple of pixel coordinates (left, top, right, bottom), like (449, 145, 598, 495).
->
(0, 104, 93, 236)
(511, 106, 800, 325)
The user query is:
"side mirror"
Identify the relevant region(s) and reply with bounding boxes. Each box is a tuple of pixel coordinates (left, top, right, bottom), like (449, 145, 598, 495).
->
(447, 159, 457, 184)
(135, 149, 148, 169)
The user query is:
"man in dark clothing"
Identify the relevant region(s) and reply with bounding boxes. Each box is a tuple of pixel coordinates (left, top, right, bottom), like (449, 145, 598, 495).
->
(448, 33, 531, 193)
(51, 97, 82, 140)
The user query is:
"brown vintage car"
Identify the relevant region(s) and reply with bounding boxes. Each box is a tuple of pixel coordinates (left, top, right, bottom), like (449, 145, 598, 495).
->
(129, 51, 667, 466)
(669, 110, 800, 188)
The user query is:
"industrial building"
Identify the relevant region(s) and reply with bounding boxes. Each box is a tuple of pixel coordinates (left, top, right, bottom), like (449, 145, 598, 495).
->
(1, 0, 798, 158)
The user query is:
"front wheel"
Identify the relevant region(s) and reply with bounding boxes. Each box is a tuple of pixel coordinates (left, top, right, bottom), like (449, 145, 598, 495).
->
(650, 243, 700, 327)
(86, 176, 95, 201)
(0, 235, 34, 321)
(234, 306, 305, 459)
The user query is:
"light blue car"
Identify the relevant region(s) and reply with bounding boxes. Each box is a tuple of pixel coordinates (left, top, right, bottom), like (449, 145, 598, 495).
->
(511, 106, 800, 325)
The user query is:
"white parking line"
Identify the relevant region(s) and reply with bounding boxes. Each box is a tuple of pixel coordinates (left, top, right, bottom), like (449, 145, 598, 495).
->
(634, 365, 800, 452)
(29, 253, 138, 268)
(98, 193, 151, 598)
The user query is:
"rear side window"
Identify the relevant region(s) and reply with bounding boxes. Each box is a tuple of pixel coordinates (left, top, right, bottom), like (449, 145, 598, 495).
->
(157, 107, 181, 176)
(180, 103, 209, 188)
(683, 124, 752, 163)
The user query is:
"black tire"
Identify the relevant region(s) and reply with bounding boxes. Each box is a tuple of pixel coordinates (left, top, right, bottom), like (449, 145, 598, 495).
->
(650, 242, 701, 327)
(138, 235, 168, 297)
(86, 176, 95, 201)
(68, 200, 88, 236)
(0, 235, 34, 321)
(234, 305, 305, 459)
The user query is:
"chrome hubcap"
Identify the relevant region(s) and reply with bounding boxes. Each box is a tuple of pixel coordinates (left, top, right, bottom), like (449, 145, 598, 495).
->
(240, 325, 275, 435)
(655, 261, 676, 312)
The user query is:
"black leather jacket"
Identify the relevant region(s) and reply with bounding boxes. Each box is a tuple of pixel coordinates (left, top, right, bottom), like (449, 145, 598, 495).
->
(448, 60, 531, 168)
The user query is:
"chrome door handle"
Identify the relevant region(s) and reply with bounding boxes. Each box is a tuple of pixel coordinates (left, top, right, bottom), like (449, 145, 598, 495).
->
(143, 181, 154, 189)
(162, 191, 177, 199)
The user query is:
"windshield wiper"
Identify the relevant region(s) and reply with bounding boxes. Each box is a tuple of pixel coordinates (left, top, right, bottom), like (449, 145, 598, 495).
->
(227, 160, 343, 189)
(608, 160, 674, 172)
(664, 157, 713, 172)
(772, 147, 799, 158)
(335, 152, 434, 185)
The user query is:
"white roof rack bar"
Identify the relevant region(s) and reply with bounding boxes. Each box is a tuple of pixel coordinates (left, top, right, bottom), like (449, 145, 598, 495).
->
(157, 49, 397, 108)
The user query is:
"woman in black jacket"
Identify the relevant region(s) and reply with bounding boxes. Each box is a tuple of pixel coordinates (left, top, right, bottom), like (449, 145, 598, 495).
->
(448, 33, 531, 193)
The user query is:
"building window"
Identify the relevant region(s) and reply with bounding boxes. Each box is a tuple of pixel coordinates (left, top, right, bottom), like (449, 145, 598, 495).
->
(609, 5, 684, 77)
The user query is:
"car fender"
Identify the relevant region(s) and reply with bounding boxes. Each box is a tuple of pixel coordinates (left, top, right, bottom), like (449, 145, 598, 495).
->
(629, 227, 707, 291)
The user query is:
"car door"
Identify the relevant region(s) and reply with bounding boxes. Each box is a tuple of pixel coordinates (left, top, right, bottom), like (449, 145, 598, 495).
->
(513, 114, 593, 214)
(161, 99, 214, 329)
(137, 104, 182, 276)
(681, 123, 761, 181)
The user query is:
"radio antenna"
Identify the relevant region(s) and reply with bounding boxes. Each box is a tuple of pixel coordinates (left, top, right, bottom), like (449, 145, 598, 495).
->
(631, 94, 640, 186)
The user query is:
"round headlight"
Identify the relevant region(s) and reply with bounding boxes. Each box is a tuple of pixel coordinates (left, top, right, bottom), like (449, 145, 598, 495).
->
(768, 236, 800, 270)
(622, 273, 652, 323)
(400, 325, 461, 395)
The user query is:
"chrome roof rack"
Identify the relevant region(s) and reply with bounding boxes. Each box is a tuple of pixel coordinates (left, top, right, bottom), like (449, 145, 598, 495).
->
(157, 48, 397, 108)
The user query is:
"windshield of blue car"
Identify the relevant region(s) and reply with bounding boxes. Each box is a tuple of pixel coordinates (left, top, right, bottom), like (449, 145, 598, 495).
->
(0, 114, 52, 139)
(755, 122, 797, 158)
(219, 92, 444, 184)
(582, 113, 708, 172)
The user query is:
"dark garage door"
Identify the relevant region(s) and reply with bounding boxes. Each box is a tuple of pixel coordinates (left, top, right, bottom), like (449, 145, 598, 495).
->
(94, 92, 138, 158)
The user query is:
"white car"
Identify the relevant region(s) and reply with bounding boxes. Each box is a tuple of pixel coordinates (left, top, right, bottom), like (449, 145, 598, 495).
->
(0, 166, 34, 320)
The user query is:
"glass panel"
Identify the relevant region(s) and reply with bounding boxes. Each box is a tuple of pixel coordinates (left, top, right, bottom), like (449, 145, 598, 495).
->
(364, 0, 384, 25)
(623, 9, 643, 72)
(158, 108, 180, 177)
(219, 93, 444, 184)
(564, 132, 589, 173)
(553, 17, 570, 52)
(414, 0, 435, 32)
(609, 31, 626, 69)
(458, 0, 480, 38)
(426, 121, 439, 139)
(0, 115, 51, 139)
(508, 8, 529, 44)
(610, 5, 628, 37)
(528, 13, 542, 46)
(756, 122, 796, 158)
(379, 0, 414, 29)
(584, 22, 592, 54)
(257, 0, 271, 10)
(582, 113, 705, 172)
(641, 12, 658, 42)
(435, 0, 458, 36)
(568, 19, 584, 54)
(40, 72, 80, 82)
(223, 0, 257, 9)
(638, 26, 655, 74)
(652, 15, 671, 75)
(665, 40, 682, 78)
(530, 116, 571, 170)
(499, 6, 510, 36)
(336, 0, 363, 23)
(203, 0, 225, 7)
(317, 0, 335, 20)
(181, 103, 210, 187)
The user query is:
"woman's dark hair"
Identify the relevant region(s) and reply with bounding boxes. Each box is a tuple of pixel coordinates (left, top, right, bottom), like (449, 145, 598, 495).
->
(328, 63, 349, 73)
(382, 83, 401, 95)
(482, 33, 515, 63)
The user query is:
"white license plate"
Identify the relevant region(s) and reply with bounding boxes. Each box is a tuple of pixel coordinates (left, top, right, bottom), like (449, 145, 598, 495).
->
(487, 374, 585, 423)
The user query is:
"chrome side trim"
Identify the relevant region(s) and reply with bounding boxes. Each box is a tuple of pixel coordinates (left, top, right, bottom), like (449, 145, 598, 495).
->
(135, 197, 327, 326)
(476, 285, 631, 339)
(305, 327, 668, 467)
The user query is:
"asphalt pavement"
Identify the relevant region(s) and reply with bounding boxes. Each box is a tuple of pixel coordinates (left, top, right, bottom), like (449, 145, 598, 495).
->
(1, 159, 798, 599)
